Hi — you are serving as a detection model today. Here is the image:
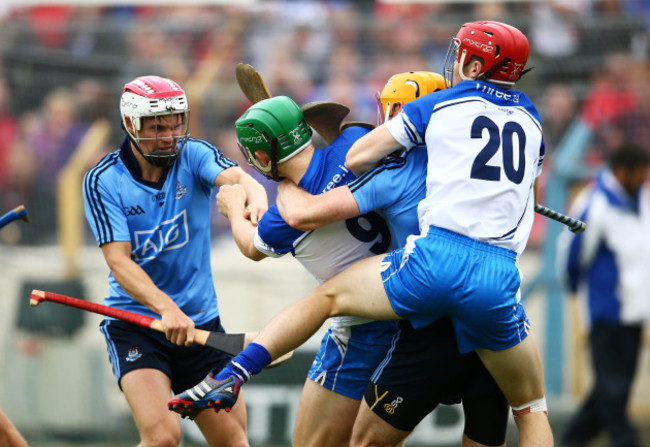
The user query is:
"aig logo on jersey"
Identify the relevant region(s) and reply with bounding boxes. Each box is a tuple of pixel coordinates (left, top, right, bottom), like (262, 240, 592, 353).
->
(133, 210, 189, 261)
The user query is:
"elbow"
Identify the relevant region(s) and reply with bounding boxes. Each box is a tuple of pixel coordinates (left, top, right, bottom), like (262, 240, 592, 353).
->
(247, 251, 266, 262)
(241, 245, 266, 262)
(104, 252, 127, 273)
(284, 212, 314, 232)
(345, 153, 361, 175)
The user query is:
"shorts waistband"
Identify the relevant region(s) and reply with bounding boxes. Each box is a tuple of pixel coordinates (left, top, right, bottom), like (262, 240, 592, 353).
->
(425, 226, 517, 261)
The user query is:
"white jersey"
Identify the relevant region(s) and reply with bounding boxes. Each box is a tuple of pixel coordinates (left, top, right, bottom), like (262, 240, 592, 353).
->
(253, 127, 392, 327)
(254, 212, 390, 285)
(559, 170, 650, 326)
(386, 80, 544, 255)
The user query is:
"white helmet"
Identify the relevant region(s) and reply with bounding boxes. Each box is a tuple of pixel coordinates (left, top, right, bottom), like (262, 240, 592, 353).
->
(120, 75, 190, 167)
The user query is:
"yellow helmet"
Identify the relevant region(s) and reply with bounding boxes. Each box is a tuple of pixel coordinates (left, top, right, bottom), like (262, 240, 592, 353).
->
(378, 71, 446, 124)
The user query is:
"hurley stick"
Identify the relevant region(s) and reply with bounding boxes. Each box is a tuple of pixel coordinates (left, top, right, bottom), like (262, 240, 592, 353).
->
(0, 205, 30, 229)
(235, 63, 354, 144)
(235, 63, 272, 104)
(535, 204, 586, 233)
(300, 101, 350, 144)
(29, 290, 292, 368)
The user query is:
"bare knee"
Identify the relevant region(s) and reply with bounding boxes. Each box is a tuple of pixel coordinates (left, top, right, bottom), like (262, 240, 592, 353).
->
(476, 335, 546, 408)
(317, 282, 347, 317)
(138, 425, 181, 447)
(351, 432, 397, 447)
(350, 414, 407, 447)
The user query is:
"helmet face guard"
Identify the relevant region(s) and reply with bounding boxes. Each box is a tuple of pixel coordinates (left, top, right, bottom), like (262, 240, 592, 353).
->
(125, 111, 190, 167)
(443, 38, 460, 88)
(236, 130, 280, 180)
(120, 76, 190, 167)
(235, 96, 312, 181)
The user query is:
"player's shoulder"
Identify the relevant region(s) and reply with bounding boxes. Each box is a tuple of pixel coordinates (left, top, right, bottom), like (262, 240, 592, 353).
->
(326, 125, 372, 149)
(181, 137, 223, 156)
(451, 81, 541, 123)
(442, 80, 531, 103)
(349, 147, 426, 193)
(377, 147, 426, 172)
(180, 137, 237, 170)
(84, 150, 123, 187)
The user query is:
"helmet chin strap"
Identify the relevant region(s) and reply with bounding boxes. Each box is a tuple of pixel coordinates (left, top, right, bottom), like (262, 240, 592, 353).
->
(457, 50, 473, 83)
(270, 138, 280, 181)
(458, 51, 516, 87)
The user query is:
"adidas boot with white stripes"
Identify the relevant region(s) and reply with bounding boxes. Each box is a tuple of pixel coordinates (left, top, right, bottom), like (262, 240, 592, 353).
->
(168, 374, 242, 420)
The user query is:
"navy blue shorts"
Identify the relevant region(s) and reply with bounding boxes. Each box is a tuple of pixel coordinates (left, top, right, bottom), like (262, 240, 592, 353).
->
(100, 317, 233, 394)
(364, 319, 509, 445)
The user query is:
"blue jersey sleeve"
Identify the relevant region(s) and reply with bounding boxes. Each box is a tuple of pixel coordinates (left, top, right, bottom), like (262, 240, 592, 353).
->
(256, 205, 304, 255)
(83, 154, 131, 246)
(349, 154, 410, 215)
(348, 149, 427, 248)
(185, 138, 237, 188)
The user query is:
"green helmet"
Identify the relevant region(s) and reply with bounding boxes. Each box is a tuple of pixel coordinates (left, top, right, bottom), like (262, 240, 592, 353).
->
(235, 96, 312, 180)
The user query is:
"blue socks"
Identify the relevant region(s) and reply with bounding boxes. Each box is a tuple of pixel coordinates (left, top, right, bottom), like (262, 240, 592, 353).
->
(213, 342, 272, 382)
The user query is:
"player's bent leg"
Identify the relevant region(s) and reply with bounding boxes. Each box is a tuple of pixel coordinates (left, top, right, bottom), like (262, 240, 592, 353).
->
(293, 380, 361, 447)
(351, 399, 409, 447)
(476, 332, 553, 447)
(461, 389, 508, 446)
(475, 333, 544, 407)
(255, 254, 399, 360)
(323, 254, 399, 320)
(195, 391, 248, 447)
(121, 368, 183, 447)
(169, 255, 399, 416)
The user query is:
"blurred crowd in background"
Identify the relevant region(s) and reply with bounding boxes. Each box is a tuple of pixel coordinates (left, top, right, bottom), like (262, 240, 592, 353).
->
(0, 0, 649, 246)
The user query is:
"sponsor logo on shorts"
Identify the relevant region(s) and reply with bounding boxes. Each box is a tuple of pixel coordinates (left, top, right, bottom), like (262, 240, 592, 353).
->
(126, 347, 142, 362)
(383, 396, 403, 415)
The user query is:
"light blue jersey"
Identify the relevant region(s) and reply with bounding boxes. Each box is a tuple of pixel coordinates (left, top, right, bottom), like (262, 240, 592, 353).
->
(83, 137, 236, 325)
(349, 148, 426, 249)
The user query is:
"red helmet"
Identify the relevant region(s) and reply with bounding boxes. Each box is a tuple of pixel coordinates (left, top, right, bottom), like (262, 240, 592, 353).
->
(443, 21, 529, 87)
(120, 75, 190, 167)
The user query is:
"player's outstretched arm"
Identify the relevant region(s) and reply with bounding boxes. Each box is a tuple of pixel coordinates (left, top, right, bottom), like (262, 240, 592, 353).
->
(217, 184, 267, 261)
(346, 125, 401, 175)
(277, 180, 360, 231)
(216, 166, 268, 225)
